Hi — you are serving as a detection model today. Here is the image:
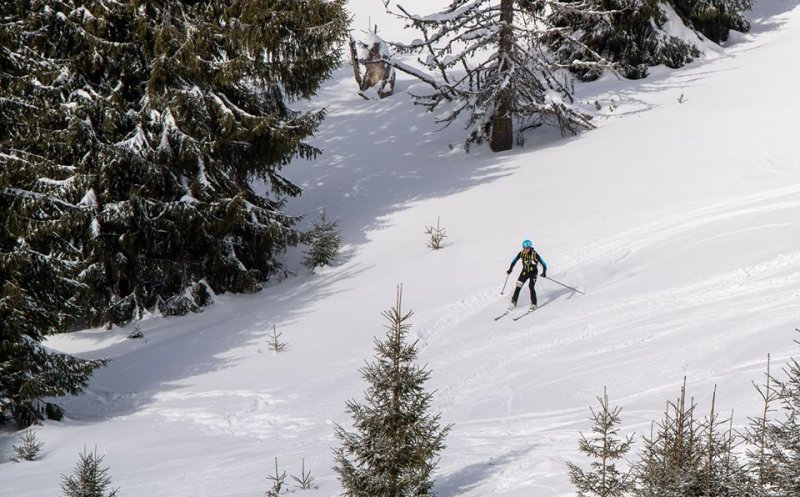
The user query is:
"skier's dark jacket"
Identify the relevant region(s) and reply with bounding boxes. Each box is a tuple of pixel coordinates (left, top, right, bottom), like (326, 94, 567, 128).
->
(509, 248, 547, 275)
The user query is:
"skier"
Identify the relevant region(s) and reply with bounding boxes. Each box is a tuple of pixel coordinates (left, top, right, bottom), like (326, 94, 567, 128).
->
(507, 239, 547, 311)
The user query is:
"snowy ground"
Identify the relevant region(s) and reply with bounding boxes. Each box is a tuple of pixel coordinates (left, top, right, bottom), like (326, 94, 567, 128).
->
(2, 1, 800, 496)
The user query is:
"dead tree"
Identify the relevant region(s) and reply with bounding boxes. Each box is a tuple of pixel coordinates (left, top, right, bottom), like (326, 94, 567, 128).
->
(349, 27, 396, 99)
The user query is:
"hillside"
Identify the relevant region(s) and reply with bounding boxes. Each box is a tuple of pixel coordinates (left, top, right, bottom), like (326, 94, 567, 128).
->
(2, 1, 800, 496)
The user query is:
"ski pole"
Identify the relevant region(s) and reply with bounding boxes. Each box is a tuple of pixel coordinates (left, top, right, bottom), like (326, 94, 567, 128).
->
(500, 273, 510, 294)
(543, 275, 585, 295)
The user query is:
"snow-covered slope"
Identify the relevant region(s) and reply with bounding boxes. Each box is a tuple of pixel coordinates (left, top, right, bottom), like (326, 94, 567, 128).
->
(3, 2, 800, 496)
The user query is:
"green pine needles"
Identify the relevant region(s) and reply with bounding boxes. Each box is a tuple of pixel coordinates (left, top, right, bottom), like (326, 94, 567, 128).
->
(632, 381, 754, 497)
(334, 287, 451, 497)
(0, 317, 106, 427)
(749, 346, 800, 496)
(568, 388, 634, 497)
(0, 0, 349, 325)
(568, 363, 800, 497)
(671, 0, 752, 43)
(548, 0, 700, 81)
(12, 429, 45, 462)
(60, 447, 119, 497)
(0, 223, 106, 427)
(303, 210, 343, 272)
(548, 0, 751, 81)
(0, 0, 347, 425)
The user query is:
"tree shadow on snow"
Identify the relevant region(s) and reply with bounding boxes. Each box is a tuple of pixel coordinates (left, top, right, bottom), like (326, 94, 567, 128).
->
(747, 0, 800, 35)
(0, 429, 17, 463)
(434, 446, 537, 497)
(277, 66, 569, 253)
(49, 262, 372, 422)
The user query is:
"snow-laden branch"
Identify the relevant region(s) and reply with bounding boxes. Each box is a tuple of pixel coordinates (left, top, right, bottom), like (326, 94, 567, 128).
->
(1, 187, 79, 210)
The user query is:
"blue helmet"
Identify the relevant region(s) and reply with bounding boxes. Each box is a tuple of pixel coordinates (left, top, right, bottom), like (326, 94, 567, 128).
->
(522, 239, 532, 249)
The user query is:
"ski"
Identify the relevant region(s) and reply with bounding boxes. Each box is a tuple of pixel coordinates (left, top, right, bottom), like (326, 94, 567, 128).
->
(496, 301, 547, 321)
(512, 309, 535, 321)
(493, 310, 511, 321)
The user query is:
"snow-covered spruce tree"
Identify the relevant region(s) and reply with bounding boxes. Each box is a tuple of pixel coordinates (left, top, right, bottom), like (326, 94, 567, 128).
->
(744, 354, 781, 496)
(0, 0, 106, 428)
(633, 381, 753, 497)
(334, 287, 451, 497)
(746, 344, 800, 496)
(546, 0, 700, 80)
(567, 387, 634, 497)
(0, 0, 348, 326)
(0, 178, 104, 427)
(696, 387, 755, 497)
(387, 0, 611, 151)
(633, 381, 704, 497)
(60, 447, 119, 497)
(303, 210, 342, 271)
(0, 188, 105, 427)
(0, 296, 104, 427)
(670, 0, 751, 44)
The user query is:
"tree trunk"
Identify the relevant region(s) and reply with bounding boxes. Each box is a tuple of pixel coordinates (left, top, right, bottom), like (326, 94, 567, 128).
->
(348, 36, 363, 88)
(490, 0, 514, 152)
(490, 115, 513, 151)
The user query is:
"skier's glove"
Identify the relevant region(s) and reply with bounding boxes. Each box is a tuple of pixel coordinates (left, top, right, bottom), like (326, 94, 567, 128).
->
(541, 271, 547, 278)
(506, 269, 512, 275)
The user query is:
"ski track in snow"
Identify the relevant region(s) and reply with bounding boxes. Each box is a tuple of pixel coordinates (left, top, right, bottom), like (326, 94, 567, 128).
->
(560, 183, 800, 280)
(414, 184, 800, 365)
(423, 184, 800, 375)
(414, 290, 501, 346)
(133, 390, 315, 440)
(422, 183, 800, 497)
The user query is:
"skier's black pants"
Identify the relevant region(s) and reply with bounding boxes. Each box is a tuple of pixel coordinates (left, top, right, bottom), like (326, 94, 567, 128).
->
(511, 271, 538, 305)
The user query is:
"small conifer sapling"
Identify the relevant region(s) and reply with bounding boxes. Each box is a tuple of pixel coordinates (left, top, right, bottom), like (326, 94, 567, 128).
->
(291, 458, 317, 490)
(266, 457, 287, 497)
(266, 325, 287, 353)
(697, 386, 754, 496)
(334, 286, 451, 497)
(303, 210, 342, 271)
(745, 353, 780, 491)
(424, 217, 447, 250)
(127, 325, 144, 340)
(567, 387, 634, 497)
(60, 447, 119, 497)
(748, 334, 800, 496)
(633, 378, 703, 497)
(12, 428, 44, 462)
